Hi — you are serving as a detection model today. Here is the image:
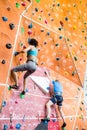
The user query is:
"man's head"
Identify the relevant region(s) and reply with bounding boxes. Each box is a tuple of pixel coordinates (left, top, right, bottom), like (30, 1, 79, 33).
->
(28, 38, 38, 47)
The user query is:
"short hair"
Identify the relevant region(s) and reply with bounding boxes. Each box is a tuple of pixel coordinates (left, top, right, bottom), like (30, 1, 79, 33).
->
(28, 38, 38, 47)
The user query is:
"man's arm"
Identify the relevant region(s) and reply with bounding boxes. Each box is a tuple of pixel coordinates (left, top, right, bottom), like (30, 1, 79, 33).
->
(45, 71, 54, 96)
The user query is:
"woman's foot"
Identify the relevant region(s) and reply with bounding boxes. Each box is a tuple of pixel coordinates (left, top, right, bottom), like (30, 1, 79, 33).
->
(10, 84, 19, 90)
(20, 91, 26, 99)
(62, 122, 66, 128)
(21, 90, 26, 95)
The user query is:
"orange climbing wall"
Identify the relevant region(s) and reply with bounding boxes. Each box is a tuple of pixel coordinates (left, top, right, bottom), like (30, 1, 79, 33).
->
(0, 0, 87, 130)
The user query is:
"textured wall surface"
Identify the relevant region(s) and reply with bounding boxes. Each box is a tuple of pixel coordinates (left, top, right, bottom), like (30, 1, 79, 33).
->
(0, 0, 87, 129)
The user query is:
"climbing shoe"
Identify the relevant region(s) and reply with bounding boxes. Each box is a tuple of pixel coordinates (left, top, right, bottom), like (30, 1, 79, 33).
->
(41, 117, 50, 122)
(20, 91, 26, 99)
(62, 122, 66, 128)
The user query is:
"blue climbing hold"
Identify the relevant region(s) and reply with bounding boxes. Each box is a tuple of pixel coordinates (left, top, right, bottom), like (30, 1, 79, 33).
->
(2, 101, 6, 107)
(2, 17, 8, 21)
(47, 32, 50, 35)
(3, 124, 8, 130)
(15, 123, 21, 130)
(59, 36, 63, 39)
(28, 38, 31, 44)
(28, 23, 33, 28)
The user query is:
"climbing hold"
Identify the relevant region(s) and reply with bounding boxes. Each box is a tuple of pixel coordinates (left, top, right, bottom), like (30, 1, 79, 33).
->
(10, 125, 13, 129)
(65, 17, 68, 21)
(58, 28, 62, 31)
(21, 27, 25, 34)
(47, 32, 50, 35)
(44, 41, 47, 44)
(41, 29, 44, 32)
(72, 71, 76, 76)
(81, 101, 84, 105)
(73, 25, 77, 30)
(21, 2, 26, 6)
(2, 17, 8, 22)
(36, 0, 40, 3)
(62, 127, 66, 130)
(38, 16, 42, 20)
(59, 36, 63, 39)
(23, 45, 26, 49)
(55, 43, 59, 46)
(2, 101, 6, 107)
(1, 60, 6, 64)
(3, 124, 8, 130)
(45, 20, 48, 24)
(15, 123, 21, 130)
(7, 7, 11, 11)
(57, 3, 60, 6)
(85, 42, 87, 46)
(78, 87, 80, 91)
(16, 3, 20, 8)
(67, 38, 70, 41)
(84, 51, 87, 55)
(20, 42, 23, 46)
(56, 58, 60, 60)
(28, 38, 31, 43)
(51, 18, 54, 21)
(28, 30, 32, 35)
(9, 23, 15, 30)
(60, 21, 63, 27)
(28, 23, 33, 28)
(20, 93, 25, 99)
(25, 88, 29, 93)
(14, 52, 20, 56)
(80, 107, 82, 111)
(74, 56, 78, 61)
(66, 54, 70, 58)
(85, 36, 87, 40)
(35, 8, 38, 12)
(6, 43, 12, 49)
(8, 86, 11, 90)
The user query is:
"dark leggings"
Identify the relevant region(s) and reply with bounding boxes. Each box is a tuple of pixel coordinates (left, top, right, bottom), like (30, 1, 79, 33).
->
(12, 61, 37, 79)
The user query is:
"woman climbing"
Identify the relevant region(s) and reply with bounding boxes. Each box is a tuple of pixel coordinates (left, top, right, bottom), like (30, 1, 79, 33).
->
(11, 38, 38, 97)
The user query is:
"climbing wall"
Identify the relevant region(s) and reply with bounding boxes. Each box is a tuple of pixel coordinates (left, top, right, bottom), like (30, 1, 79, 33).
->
(0, 0, 87, 129)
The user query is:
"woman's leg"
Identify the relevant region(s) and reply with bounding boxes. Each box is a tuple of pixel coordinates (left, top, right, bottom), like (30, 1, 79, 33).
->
(11, 69, 18, 86)
(23, 70, 35, 93)
(11, 63, 27, 87)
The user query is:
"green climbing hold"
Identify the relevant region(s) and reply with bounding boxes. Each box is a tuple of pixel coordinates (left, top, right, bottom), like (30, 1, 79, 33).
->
(8, 86, 11, 90)
(20, 93, 25, 99)
(36, 0, 40, 3)
(16, 3, 20, 8)
(62, 127, 66, 130)
(21, 27, 25, 34)
(20, 42, 23, 46)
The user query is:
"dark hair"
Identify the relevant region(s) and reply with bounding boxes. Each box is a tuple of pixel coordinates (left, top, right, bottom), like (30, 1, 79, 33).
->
(28, 38, 38, 47)
(55, 80, 59, 82)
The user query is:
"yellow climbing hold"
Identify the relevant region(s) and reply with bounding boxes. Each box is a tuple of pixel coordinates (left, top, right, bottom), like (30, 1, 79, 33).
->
(85, 42, 87, 46)
(84, 51, 87, 55)
(64, 71, 69, 75)
(66, 54, 70, 58)
(73, 25, 77, 30)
